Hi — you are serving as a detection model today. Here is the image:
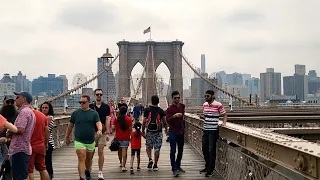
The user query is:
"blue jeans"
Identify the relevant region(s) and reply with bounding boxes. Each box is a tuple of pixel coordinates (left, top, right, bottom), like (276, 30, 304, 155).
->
(169, 132, 184, 171)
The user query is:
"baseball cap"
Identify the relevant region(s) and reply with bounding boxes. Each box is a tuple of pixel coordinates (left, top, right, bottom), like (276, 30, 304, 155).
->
(3, 95, 14, 101)
(14, 92, 33, 103)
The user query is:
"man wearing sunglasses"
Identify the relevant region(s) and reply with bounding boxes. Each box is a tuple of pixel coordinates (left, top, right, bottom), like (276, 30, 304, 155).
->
(200, 90, 227, 177)
(88, 89, 110, 180)
(65, 94, 102, 180)
(165, 91, 186, 177)
(0, 95, 18, 124)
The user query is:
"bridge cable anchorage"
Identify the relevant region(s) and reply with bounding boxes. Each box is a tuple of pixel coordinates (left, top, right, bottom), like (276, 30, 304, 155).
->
(177, 47, 254, 106)
(46, 46, 124, 103)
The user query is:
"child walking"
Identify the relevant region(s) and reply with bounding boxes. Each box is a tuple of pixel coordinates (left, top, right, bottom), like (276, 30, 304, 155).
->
(130, 119, 143, 174)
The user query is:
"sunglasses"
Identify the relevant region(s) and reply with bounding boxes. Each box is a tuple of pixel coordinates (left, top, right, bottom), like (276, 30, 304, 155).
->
(5, 99, 14, 104)
(95, 94, 103, 96)
(79, 101, 87, 104)
(174, 97, 180, 99)
(205, 95, 211, 98)
(42, 107, 49, 109)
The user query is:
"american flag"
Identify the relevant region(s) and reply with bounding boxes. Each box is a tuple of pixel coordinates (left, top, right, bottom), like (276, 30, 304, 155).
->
(143, 26, 151, 34)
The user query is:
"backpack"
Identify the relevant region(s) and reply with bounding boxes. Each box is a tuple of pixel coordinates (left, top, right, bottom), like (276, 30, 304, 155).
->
(146, 107, 162, 132)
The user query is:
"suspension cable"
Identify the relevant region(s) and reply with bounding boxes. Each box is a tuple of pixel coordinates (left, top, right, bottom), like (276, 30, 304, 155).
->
(46, 46, 124, 103)
(132, 45, 149, 99)
(177, 47, 253, 106)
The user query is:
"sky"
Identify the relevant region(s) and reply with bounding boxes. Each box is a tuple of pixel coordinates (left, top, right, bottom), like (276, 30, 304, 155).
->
(1, 0, 320, 88)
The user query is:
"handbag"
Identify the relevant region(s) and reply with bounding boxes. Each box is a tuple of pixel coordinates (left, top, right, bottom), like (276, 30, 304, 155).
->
(109, 138, 120, 151)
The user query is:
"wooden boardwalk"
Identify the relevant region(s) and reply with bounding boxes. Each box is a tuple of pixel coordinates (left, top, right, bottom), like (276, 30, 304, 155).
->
(35, 136, 223, 179)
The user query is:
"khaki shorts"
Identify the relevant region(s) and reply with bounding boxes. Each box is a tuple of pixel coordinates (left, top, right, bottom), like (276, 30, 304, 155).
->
(95, 132, 107, 146)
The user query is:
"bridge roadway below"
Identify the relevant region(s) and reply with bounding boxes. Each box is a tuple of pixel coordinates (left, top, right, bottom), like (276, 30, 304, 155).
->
(36, 135, 223, 180)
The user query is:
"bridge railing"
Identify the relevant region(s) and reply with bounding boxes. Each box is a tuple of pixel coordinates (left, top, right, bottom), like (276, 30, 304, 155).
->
(184, 113, 320, 180)
(53, 116, 74, 149)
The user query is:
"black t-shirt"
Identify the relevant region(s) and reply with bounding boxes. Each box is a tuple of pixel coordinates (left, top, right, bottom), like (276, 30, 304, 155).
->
(143, 106, 165, 133)
(89, 102, 110, 125)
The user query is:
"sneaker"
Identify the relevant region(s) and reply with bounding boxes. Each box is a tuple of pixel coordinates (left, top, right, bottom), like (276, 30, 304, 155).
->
(147, 159, 153, 170)
(205, 171, 214, 177)
(85, 170, 91, 180)
(137, 167, 141, 171)
(177, 168, 185, 173)
(80, 178, 85, 180)
(98, 172, 104, 180)
(153, 164, 159, 171)
(199, 168, 207, 173)
(173, 170, 180, 177)
(130, 167, 134, 174)
(122, 167, 127, 172)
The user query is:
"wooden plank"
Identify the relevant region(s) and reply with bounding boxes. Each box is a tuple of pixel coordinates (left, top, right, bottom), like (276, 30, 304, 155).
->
(35, 136, 223, 179)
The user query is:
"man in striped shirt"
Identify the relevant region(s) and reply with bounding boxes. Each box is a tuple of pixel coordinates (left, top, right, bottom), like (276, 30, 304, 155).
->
(200, 90, 227, 177)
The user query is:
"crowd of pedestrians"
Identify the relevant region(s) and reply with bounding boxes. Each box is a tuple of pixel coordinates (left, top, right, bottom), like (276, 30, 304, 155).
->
(0, 88, 227, 179)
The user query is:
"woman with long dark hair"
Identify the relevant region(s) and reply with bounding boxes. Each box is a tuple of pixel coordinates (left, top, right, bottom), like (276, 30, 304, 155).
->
(112, 106, 132, 172)
(40, 102, 55, 180)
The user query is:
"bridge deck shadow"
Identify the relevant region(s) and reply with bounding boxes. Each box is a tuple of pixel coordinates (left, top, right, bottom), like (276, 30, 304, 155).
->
(35, 135, 223, 179)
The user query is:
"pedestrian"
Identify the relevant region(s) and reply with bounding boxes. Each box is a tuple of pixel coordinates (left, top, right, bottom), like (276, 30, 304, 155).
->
(129, 119, 143, 174)
(165, 91, 186, 177)
(200, 90, 227, 177)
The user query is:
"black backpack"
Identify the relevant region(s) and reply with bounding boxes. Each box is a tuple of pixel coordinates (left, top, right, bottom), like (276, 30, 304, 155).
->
(146, 107, 162, 132)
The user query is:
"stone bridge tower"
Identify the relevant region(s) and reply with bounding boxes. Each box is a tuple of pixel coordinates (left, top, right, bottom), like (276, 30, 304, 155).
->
(117, 40, 184, 105)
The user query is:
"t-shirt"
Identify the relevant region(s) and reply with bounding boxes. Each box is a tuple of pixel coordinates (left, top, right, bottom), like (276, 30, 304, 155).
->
(143, 106, 165, 133)
(8, 104, 36, 156)
(89, 102, 110, 125)
(133, 106, 141, 119)
(0, 115, 7, 129)
(70, 108, 100, 144)
(113, 115, 132, 141)
(203, 101, 226, 131)
(131, 122, 142, 149)
(30, 110, 48, 147)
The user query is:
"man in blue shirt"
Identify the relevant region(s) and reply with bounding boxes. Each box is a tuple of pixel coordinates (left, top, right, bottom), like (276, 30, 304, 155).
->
(132, 103, 141, 121)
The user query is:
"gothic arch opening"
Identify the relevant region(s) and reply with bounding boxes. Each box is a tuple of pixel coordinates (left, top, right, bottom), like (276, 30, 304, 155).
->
(155, 62, 171, 97)
(130, 61, 144, 98)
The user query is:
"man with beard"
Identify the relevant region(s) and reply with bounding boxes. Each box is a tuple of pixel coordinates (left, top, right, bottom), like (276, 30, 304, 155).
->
(88, 89, 110, 180)
(200, 90, 227, 177)
(0, 95, 18, 125)
(0, 95, 18, 180)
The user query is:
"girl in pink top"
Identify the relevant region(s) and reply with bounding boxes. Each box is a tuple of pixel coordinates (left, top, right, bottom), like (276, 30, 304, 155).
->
(108, 100, 117, 134)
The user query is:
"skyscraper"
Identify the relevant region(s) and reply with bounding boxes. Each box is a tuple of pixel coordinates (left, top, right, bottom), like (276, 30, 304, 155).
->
(284, 65, 309, 101)
(97, 58, 117, 101)
(260, 68, 281, 102)
(11, 71, 31, 93)
(201, 54, 206, 74)
(295, 64, 306, 75)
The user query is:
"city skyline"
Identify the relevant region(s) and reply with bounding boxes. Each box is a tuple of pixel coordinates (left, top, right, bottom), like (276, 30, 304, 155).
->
(1, 0, 319, 83)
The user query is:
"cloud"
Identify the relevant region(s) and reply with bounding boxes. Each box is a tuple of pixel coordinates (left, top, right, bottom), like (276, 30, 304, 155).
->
(225, 9, 265, 24)
(56, 0, 119, 33)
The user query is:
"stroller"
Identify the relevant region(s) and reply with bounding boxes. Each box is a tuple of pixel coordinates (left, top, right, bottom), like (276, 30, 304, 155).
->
(0, 143, 12, 180)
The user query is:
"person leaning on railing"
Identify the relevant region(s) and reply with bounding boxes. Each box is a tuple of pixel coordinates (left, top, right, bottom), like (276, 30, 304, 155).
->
(200, 90, 227, 177)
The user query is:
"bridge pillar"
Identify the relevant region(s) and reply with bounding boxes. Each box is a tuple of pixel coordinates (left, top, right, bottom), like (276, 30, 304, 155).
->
(171, 41, 184, 103)
(117, 41, 130, 99)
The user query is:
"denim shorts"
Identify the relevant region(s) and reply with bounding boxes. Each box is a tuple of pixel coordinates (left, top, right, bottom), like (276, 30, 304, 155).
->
(118, 140, 129, 147)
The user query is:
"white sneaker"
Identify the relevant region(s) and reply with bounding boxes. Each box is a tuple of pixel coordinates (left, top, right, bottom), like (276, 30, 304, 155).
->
(98, 172, 104, 180)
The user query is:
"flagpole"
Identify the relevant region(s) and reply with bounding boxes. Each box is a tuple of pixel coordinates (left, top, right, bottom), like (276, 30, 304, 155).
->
(149, 26, 151, 40)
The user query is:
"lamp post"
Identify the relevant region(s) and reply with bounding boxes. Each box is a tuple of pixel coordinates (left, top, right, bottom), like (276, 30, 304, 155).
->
(101, 48, 114, 101)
